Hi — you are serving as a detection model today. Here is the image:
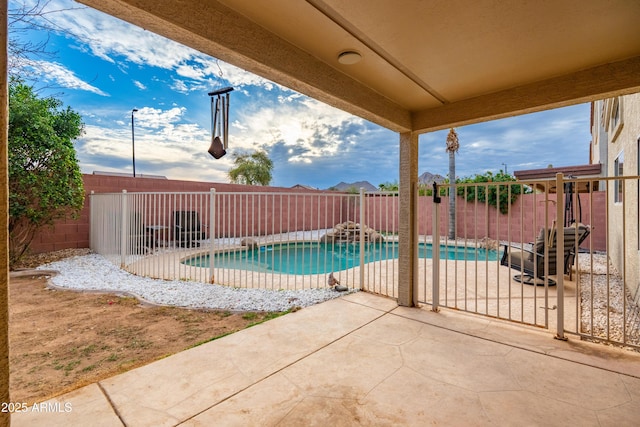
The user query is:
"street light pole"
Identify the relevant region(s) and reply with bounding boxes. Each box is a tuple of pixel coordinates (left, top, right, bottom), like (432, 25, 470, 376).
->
(131, 108, 138, 177)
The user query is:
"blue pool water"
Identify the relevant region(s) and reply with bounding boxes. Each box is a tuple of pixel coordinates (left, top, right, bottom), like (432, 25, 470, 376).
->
(184, 242, 500, 275)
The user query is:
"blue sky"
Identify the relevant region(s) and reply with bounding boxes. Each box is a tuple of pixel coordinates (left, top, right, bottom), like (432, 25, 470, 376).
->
(12, 0, 593, 189)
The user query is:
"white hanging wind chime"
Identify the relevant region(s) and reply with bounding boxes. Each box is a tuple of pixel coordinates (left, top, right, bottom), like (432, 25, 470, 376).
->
(208, 86, 234, 159)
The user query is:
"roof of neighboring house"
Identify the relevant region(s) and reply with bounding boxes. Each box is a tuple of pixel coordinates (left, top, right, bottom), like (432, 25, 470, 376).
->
(329, 181, 378, 192)
(513, 164, 602, 193)
(514, 164, 602, 180)
(92, 171, 168, 179)
(290, 184, 318, 190)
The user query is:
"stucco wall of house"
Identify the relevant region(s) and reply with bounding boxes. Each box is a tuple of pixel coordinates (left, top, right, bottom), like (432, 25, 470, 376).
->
(602, 93, 640, 303)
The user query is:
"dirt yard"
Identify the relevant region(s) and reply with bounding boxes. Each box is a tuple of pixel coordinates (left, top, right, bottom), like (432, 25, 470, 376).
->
(9, 250, 286, 404)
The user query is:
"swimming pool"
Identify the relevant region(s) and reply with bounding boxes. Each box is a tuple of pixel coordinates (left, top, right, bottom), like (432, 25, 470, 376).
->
(184, 241, 501, 275)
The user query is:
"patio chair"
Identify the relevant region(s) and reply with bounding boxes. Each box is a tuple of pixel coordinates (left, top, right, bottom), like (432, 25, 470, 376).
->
(128, 212, 152, 254)
(500, 223, 590, 286)
(173, 211, 207, 247)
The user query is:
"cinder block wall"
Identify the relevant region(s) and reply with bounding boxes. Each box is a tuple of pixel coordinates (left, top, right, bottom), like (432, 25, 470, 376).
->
(28, 174, 324, 254)
(28, 174, 608, 254)
(365, 193, 606, 251)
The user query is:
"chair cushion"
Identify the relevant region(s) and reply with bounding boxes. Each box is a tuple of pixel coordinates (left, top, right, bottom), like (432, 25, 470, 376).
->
(509, 250, 536, 276)
(529, 228, 546, 261)
(527, 225, 587, 267)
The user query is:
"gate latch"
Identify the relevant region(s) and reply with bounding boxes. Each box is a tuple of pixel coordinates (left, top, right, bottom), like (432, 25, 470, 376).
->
(433, 182, 441, 204)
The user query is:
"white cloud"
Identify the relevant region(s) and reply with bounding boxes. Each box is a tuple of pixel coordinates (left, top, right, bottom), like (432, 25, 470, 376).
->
(78, 113, 230, 182)
(229, 95, 364, 163)
(26, 59, 109, 96)
(133, 80, 147, 90)
(36, 0, 282, 93)
(231, 120, 248, 132)
(133, 107, 186, 129)
(77, 89, 371, 183)
(175, 64, 205, 80)
(417, 104, 592, 178)
(170, 79, 189, 94)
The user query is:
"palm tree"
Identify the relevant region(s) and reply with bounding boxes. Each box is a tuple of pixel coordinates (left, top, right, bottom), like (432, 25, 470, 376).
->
(445, 128, 460, 240)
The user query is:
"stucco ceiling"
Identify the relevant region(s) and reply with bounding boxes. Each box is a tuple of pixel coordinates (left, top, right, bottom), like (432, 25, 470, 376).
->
(78, 0, 640, 133)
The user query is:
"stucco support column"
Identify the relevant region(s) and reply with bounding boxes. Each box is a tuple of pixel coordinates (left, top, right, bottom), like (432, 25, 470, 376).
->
(0, 0, 10, 425)
(398, 131, 418, 307)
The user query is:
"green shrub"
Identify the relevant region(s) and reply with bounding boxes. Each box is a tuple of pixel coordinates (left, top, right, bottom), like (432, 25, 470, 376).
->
(456, 171, 526, 214)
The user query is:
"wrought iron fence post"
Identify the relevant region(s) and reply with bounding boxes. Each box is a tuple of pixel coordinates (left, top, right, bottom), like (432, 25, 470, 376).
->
(432, 182, 441, 312)
(555, 173, 567, 340)
(359, 187, 365, 290)
(89, 191, 95, 252)
(209, 188, 216, 284)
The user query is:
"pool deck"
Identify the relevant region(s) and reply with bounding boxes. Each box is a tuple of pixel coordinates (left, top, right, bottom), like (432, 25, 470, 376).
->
(12, 291, 640, 426)
(127, 244, 577, 328)
(124, 237, 504, 288)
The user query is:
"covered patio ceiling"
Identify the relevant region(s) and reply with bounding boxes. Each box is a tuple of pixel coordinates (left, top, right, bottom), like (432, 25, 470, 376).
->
(78, 0, 640, 133)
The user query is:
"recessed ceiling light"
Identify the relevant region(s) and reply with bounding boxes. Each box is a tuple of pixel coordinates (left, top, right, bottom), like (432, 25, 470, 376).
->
(337, 50, 362, 65)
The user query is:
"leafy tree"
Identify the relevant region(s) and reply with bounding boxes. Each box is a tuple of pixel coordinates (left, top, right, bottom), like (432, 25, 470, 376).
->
(379, 181, 448, 196)
(418, 184, 431, 196)
(345, 186, 360, 194)
(228, 150, 273, 186)
(378, 181, 399, 192)
(418, 181, 449, 197)
(8, 79, 85, 266)
(456, 171, 526, 214)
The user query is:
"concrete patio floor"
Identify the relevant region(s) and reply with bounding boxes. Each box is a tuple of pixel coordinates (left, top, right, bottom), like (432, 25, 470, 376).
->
(13, 292, 640, 426)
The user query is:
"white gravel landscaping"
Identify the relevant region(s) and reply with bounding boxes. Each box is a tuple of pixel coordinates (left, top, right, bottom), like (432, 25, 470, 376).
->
(37, 253, 355, 312)
(577, 253, 640, 346)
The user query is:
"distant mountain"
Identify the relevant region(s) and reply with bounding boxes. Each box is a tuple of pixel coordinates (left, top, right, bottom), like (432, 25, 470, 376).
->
(328, 181, 378, 192)
(418, 171, 446, 185)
